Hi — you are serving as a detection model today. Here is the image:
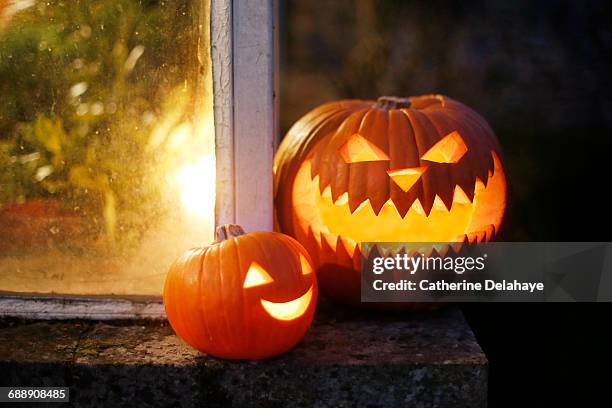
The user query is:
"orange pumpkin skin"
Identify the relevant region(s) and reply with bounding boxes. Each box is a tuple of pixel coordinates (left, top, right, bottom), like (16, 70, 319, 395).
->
(164, 225, 317, 360)
(274, 95, 507, 306)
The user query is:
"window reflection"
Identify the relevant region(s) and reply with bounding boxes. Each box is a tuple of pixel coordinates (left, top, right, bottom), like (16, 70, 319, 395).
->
(0, 0, 214, 295)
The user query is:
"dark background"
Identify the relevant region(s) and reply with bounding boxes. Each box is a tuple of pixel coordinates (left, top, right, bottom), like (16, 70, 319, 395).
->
(280, 1, 612, 406)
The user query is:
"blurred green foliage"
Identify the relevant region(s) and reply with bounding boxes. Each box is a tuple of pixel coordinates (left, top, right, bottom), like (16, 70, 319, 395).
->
(0, 0, 200, 251)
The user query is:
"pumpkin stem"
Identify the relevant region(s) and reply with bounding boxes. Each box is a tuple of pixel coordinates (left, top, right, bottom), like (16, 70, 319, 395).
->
(374, 96, 412, 110)
(215, 224, 247, 241)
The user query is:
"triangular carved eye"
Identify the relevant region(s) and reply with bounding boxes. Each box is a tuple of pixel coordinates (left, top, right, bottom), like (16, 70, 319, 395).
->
(421, 131, 467, 164)
(243, 262, 274, 288)
(340, 134, 390, 163)
(299, 253, 313, 275)
(387, 166, 427, 192)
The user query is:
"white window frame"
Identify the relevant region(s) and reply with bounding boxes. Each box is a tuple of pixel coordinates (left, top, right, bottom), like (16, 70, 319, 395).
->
(0, 0, 278, 319)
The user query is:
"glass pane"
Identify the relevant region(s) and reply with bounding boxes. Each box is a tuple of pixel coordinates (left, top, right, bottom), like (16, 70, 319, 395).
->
(0, 0, 214, 295)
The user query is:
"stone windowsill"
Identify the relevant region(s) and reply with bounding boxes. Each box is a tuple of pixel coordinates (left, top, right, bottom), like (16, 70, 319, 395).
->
(0, 303, 487, 407)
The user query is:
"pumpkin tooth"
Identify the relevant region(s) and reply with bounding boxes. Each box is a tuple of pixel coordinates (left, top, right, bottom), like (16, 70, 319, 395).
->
(383, 199, 403, 218)
(320, 185, 332, 199)
(351, 199, 371, 215)
(482, 224, 495, 241)
(370, 196, 388, 216)
(487, 224, 497, 240)
(420, 196, 435, 217)
(433, 195, 451, 212)
(307, 225, 323, 251)
(467, 232, 478, 244)
(450, 234, 466, 246)
(458, 179, 476, 203)
(432, 243, 451, 257)
(334, 192, 349, 206)
(453, 185, 472, 205)
(367, 243, 384, 259)
(310, 164, 318, 180)
(417, 245, 435, 258)
(452, 234, 469, 247)
(312, 230, 322, 250)
(339, 235, 357, 258)
(389, 197, 411, 219)
(450, 240, 465, 255)
(361, 242, 379, 259)
(321, 231, 338, 251)
(312, 174, 320, 185)
(429, 246, 442, 258)
(359, 243, 369, 259)
(319, 224, 332, 234)
(410, 198, 426, 216)
(475, 175, 487, 190)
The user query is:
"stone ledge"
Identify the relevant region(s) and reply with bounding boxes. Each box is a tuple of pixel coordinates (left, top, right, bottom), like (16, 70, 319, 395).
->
(0, 304, 487, 407)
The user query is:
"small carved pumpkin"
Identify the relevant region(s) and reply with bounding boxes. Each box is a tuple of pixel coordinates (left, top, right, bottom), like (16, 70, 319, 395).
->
(274, 95, 507, 305)
(164, 225, 317, 360)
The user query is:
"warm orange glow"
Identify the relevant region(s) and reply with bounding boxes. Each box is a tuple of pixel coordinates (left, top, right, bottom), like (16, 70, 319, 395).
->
(261, 285, 314, 321)
(164, 228, 317, 360)
(453, 185, 472, 204)
(340, 133, 390, 163)
(421, 131, 468, 164)
(387, 166, 428, 192)
(176, 155, 216, 219)
(299, 253, 312, 275)
(274, 96, 508, 307)
(291, 151, 506, 257)
(243, 261, 274, 288)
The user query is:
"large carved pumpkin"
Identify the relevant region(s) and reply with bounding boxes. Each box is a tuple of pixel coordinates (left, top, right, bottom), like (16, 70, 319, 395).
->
(164, 225, 317, 360)
(274, 95, 507, 305)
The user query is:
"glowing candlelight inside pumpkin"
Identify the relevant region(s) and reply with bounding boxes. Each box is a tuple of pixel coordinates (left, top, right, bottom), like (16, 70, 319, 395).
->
(176, 155, 215, 219)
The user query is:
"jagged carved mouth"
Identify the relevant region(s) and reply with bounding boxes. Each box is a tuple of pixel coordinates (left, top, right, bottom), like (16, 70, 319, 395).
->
(291, 151, 506, 258)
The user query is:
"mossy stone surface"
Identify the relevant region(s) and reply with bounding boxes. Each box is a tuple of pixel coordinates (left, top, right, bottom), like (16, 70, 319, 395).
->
(0, 304, 486, 407)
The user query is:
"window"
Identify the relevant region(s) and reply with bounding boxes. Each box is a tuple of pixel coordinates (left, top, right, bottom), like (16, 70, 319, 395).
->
(0, 0, 276, 309)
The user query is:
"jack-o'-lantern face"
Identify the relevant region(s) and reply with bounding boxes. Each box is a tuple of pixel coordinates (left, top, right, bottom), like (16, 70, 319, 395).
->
(164, 227, 317, 360)
(243, 254, 314, 321)
(274, 95, 507, 305)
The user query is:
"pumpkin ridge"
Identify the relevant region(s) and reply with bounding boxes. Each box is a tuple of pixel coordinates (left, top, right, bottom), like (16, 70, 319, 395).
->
(308, 109, 358, 180)
(397, 108, 427, 211)
(317, 110, 369, 201)
(419, 110, 461, 210)
(387, 110, 418, 217)
(276, 103, 347, 179)
(274, 96, 506, 307)
(181, 248, 206, 350)
(364, 107, 391, 215)
(277, 108, 356, 237)
(452, 110, 494, 185)
(218, 239, 237, 356)
(234, 234, 251, 355)
(433, 102, 498, 176)
(401, 108, 437, 215)
(347, 109, 382, 213)
(164, 228, 316, 359)
(196, 246, 214, 352)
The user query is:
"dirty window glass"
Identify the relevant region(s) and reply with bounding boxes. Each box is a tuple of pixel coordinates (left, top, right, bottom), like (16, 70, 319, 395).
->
(0, 0, 214, 295)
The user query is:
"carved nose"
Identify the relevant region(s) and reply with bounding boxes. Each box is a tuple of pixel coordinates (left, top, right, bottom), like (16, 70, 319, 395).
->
(387, 166, 428, 192)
